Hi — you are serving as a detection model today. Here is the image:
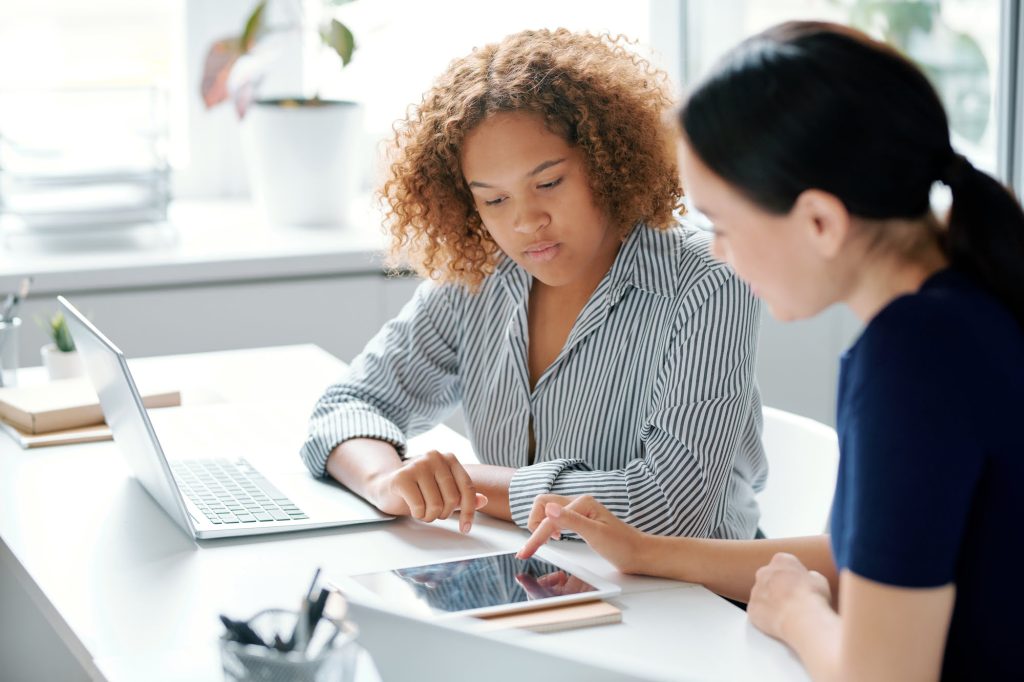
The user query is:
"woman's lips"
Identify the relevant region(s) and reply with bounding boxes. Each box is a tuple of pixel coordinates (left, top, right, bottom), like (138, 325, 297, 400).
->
(524, 242, 561, 262)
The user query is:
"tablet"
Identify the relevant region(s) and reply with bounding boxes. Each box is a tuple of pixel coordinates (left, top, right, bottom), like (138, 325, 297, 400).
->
(344, 549, 621, 618)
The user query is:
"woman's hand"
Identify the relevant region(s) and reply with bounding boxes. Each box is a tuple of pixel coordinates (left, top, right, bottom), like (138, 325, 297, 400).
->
(747, 552, 833, 640)
(516, 494, 647, 574)
(366, 450, 487, 533)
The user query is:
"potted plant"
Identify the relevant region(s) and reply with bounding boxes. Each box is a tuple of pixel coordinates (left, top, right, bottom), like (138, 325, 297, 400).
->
(39, 311, 83, 380)
(201, 0, 362, 227)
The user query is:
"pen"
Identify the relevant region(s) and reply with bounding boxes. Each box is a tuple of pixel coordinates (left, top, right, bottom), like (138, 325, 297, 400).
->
(219, 614, 267, 647)
(317, 589, 349, 652)
(286, 567, 322, 652)
(294, 594, 310, 653)
(0, 277, 32, 322)
(303, 587, 330, 654)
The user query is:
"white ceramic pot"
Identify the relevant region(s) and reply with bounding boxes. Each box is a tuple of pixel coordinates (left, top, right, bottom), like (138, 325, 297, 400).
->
(41, 344, 84, 380)
(241, 99, 363, 227)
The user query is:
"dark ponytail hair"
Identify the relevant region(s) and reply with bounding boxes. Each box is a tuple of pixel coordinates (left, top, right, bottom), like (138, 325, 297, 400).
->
(679, 21, 1024, 328)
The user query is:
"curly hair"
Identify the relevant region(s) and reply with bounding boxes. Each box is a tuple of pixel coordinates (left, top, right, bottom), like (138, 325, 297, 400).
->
(379, 28, 683, 288)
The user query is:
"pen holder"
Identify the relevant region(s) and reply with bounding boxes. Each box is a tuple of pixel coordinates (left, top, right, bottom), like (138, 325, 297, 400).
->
(220, 608, 359, 682)
(0, 317, 21, 388)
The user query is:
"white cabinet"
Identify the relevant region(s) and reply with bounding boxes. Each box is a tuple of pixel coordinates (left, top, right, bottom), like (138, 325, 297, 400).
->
(16, 273, 421, 369)
(0, 200, 424, 372)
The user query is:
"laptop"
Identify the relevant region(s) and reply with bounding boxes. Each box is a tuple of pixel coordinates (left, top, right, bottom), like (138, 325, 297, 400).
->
(59, 296, 394, 540)
(344, 596, 661, 682)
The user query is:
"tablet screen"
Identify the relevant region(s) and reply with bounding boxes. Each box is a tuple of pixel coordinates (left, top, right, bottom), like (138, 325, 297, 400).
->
(350, 552, 601, 616)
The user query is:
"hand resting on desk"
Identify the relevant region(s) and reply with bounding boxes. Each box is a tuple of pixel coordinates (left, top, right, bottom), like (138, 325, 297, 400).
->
(327, 438, 487, 533)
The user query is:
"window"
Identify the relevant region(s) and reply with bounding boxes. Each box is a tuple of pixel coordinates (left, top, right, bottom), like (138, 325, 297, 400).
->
(684, 0, 1004, 176)
(183, 0, 666, 199)
(0, 0, 183, 233)
(0, 0, 180, 91)
(3, 1, 1018, 205)
(313, 0, 658, 156)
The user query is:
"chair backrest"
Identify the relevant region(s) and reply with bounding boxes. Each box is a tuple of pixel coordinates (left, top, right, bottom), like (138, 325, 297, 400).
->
(756, 406, 840, 538)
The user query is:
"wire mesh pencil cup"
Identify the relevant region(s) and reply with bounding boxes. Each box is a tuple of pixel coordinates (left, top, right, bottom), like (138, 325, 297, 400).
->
(220, 608, 359, 682)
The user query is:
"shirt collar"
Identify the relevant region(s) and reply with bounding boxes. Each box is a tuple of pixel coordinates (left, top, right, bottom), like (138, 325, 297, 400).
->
(606, 223, 681, 299)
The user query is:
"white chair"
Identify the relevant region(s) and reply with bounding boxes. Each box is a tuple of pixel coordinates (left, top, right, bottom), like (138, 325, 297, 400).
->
(756, 406, 840, 538)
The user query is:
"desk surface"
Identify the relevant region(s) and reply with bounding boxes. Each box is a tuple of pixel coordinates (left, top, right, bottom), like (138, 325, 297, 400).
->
(0, 345, 808, 681)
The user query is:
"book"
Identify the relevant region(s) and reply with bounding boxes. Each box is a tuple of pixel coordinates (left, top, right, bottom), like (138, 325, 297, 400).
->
(474, 600, 622, 634)
(0, 419, 113, 449)
(0, 377, 180, 434)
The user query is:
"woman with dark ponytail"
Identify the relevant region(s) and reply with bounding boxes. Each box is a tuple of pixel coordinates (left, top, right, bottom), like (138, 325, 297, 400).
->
(519, 21, 1024, 680)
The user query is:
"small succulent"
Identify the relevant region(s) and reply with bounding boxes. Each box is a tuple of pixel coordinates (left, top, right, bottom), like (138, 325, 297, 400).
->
(44, 312, 76, 353)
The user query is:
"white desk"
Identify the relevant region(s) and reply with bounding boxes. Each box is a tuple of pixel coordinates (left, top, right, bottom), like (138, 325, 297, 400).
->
(0, 345, 809, 681)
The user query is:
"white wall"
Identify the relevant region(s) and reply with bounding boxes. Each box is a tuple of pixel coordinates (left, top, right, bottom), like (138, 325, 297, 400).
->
(755, 306, 862, 427)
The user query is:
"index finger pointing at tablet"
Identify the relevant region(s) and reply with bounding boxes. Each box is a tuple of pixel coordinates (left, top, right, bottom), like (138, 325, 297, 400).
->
(516, 515, 560, 560)
(449, 460, 480, 534)
(517, 498, 615, 560)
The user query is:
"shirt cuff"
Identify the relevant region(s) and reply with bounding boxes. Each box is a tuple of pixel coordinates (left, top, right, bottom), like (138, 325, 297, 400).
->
(299, 409, 407, 477)
(507, 458, 590, 529)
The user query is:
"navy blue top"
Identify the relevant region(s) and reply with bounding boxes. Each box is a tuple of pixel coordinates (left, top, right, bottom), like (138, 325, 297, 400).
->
(831, 268, 1024, 679)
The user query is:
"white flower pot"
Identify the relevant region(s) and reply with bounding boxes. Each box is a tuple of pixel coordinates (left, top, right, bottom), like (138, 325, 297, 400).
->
(41, 344, 84, 381)
(241, 99, 363, 227)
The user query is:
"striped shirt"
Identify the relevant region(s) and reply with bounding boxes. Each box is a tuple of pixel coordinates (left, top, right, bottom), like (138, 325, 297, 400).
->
(301, 223, 767, 539)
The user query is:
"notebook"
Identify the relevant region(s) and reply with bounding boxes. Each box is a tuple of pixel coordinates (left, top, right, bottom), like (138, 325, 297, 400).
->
(0, 377, 179, 433)
(59, 295, 395, 540)
(0, 419, 113, 449)
(475, 599, 622, 633)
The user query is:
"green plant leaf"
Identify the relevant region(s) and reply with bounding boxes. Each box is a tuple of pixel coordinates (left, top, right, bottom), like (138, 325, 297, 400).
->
(321, 19, 356, 66)
(241, 0, 268, 53)
(43, 312, 76, 353)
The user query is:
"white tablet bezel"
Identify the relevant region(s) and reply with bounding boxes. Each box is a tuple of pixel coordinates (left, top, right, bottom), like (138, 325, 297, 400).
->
(339, 548, 622, 619)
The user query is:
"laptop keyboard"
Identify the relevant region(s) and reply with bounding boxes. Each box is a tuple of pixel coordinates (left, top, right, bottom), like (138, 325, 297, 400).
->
(171, 458, 308, 525)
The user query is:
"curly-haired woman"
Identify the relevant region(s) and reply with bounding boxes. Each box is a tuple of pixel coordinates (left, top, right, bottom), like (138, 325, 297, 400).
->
(300, 29, 766, 540)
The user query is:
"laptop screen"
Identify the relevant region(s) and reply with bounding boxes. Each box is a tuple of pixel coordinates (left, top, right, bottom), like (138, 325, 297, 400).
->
(58, 296, 194, 536)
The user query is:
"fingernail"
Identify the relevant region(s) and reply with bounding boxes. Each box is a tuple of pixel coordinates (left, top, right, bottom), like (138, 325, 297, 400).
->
(461, 522, 471, 534)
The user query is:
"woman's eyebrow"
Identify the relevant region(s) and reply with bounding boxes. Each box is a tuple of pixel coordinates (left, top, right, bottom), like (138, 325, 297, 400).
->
(527, 158, 566, 177)
(467, 158, 566, 189)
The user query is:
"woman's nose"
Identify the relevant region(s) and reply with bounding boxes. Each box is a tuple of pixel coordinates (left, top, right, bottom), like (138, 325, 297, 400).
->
(513, 205, 549, 234)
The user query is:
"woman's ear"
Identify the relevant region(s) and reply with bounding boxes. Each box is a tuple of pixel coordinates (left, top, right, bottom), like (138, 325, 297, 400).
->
(792, 189, 850, 260)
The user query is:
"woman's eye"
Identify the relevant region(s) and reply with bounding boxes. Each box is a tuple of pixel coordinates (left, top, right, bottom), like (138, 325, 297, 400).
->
(538, 177, 563, 190)
(484, 196, 506, 206)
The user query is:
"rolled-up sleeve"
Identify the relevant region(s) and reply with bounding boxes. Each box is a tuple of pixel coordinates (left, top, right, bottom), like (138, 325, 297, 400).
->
(299, 280, 463, 477)
(507, 273, 761, 538)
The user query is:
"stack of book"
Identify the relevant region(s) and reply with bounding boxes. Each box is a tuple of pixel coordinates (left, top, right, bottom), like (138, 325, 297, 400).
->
(0, 377, 179, 448)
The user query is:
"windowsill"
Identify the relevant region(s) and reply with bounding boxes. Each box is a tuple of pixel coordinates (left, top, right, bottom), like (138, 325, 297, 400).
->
(0, 196, 393, 295)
